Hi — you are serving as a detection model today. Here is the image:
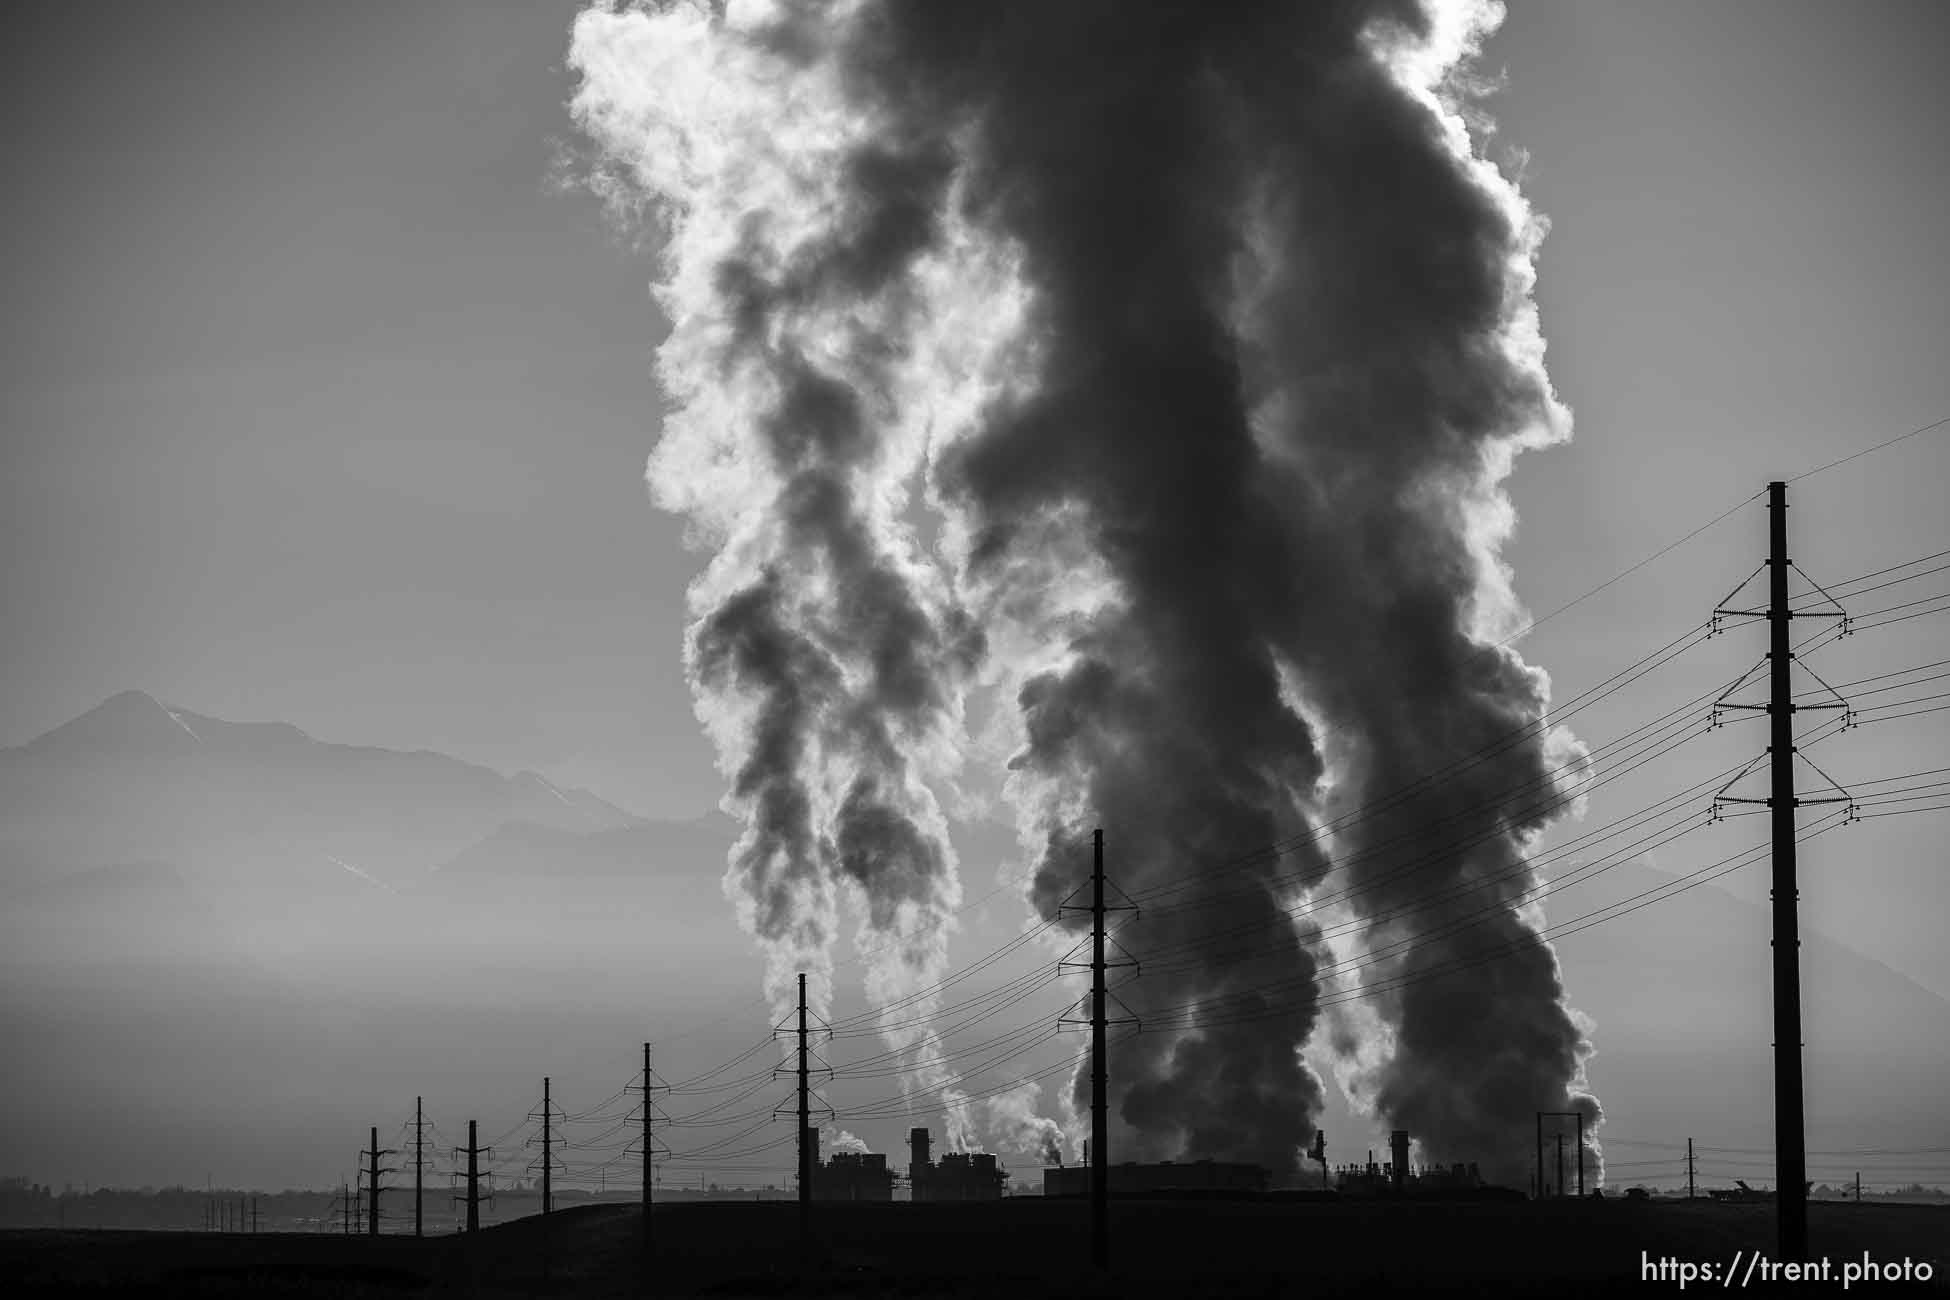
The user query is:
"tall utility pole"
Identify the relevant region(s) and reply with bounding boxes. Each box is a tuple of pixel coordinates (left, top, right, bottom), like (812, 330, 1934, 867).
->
(1091, 828, 1108, 1272)
(542, 1077, 553, 1217)
(541, 1076, 555, 1287)
(642, 1042, 655, 1269)
(1766, 479, 1809, 1261)
(1054, 829, 1135, 1270)
(797, 971, 811, 1249)
(1688, 1139, 1697, 1200)
(365, 1127, 389, 1236)
(1714, 483, 1851, 1254)
(413, 1097, 425, 1239)
(462, 1120, 484, 1234)
(1534, 1111, 1584, 1198)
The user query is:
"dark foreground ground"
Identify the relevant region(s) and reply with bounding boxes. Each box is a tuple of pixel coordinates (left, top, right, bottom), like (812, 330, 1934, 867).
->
(3, 1197, 1944, 1297)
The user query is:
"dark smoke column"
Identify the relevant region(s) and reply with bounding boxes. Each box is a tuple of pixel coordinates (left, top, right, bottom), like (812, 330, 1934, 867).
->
(847, 0, 1598, 1180)
(846, 2, 1381, 1174)
(1227, 5, 1604, 1186)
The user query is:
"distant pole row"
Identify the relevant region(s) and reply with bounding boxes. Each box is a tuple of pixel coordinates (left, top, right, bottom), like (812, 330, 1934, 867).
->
(202, 1194, 259, 1232)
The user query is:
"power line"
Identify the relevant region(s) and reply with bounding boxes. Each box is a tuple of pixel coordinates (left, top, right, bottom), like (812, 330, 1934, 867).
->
(832, 794, 1939, 1111)
(1787, 414, 1950, 482)
(1496, 496, 1761, 646)
(1144, 804, 1863, 1035)
(1126, 618, 1719, 908)
(630, 540, 1934, 1093)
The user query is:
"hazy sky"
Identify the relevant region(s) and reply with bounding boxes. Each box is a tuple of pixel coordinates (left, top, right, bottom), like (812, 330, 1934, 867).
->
(4, 0, 1944, 805)
(1, 0, 1947, 1190)
(9, 0, 1944, 969)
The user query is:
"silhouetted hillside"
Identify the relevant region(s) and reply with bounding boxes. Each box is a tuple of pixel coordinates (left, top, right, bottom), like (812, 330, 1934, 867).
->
(2, 1198, 1945, 1297)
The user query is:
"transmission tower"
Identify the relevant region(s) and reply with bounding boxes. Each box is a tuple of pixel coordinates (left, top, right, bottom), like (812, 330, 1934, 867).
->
(1057, 828, 1138, 1272)
(453, 1120, 492, 1234)
(360, 1127, 397, 1237)
(1534, 1111, 1584, 1197)
(335, 1180, 357, 1236)
(774, 973, 833, 1252)
(1709, 479, 1856, 1260)
(539, 1078, 555, 1215)
(639, 1042, 670, 1277)
(412, 1096, 428, 1238)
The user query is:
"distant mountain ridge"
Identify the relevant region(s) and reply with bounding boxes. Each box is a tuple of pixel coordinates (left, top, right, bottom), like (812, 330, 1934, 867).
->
(0, 690, 643, 886)
(416, 814, 738, 902)
(16, 691, 638, 818)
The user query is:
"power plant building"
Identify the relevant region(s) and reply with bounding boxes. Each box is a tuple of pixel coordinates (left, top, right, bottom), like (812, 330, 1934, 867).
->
(804, 1129, 895, 1202)
(1333, 1130, 1484, 1196)
(907, 1128, 1006, 1202)
(813, 1152, 895, 1202)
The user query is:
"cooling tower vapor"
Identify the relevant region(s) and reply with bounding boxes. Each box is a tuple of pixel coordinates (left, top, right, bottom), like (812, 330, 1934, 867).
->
(571, 0, 1599, 1184)
(568, 0, 983, 1141)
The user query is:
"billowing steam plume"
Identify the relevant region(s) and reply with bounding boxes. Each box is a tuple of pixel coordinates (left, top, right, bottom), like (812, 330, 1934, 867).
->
(571, 0, 1599, 1186)
(568, 0, 984, 1144)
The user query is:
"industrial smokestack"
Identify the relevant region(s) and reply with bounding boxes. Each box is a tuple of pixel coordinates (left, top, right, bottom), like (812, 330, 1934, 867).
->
(1391, 1130, 1411, 1193)
(909, 1127, 933, 1203)
(909, 1127, 931, 1175)
(571, 0, 1600, 1184)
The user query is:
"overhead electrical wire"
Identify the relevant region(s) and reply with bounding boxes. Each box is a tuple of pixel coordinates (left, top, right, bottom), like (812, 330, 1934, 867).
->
(576, 512, 1949, 1153)
(833, 783, 1945, 1107)
(1786, 413, 1950, 482)
(1123, 618, 1720, 908)
(1142, 809, 1856, 1036)
(647, 577, 1937, 1096)
(1130, 643, 1753, 921)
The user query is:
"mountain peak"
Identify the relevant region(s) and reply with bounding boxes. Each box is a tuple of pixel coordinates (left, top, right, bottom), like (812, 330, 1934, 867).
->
(18, 690, 202, 756)
(99, 689, 170, 718)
